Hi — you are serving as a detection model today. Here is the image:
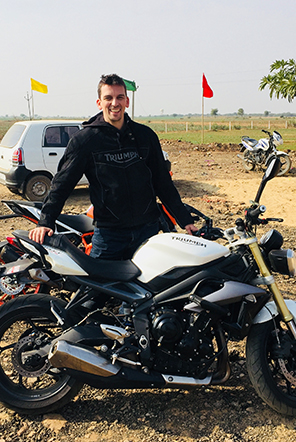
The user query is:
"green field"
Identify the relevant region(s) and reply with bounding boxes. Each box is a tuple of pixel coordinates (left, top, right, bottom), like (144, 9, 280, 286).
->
(137, 116, 296, 151)
(1, 117, 296, 150)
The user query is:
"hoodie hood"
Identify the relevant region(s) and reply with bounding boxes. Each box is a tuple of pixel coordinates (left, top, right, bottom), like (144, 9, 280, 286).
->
(82, 112, 131, 129)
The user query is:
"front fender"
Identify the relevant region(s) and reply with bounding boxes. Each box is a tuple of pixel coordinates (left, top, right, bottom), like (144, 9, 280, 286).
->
(253, 299, 296, 324)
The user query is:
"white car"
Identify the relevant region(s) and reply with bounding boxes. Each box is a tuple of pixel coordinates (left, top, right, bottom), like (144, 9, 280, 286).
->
(0, 120, 87, 201)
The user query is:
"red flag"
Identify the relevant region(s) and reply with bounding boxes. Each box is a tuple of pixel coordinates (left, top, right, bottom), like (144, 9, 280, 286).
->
(202, 74, 213, 98)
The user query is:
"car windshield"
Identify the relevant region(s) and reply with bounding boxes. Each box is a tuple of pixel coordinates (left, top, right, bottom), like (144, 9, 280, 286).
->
(0, 124, 26, 148)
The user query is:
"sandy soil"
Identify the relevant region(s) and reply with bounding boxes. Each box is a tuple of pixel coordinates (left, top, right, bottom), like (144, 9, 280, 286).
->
(0, 142, 295, 442)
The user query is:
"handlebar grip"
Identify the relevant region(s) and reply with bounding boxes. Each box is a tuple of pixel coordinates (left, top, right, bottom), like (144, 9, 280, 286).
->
(246, 205, 266, 218)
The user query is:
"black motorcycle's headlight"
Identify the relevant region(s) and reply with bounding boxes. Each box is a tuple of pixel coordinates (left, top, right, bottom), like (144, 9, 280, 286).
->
(260, 229, 283, 253)
(268, 249, 296, 276)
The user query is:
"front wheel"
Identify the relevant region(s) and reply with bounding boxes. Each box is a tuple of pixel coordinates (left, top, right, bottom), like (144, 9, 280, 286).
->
(0, 294, 82, 414)
(242, 150, 255, 171)
(246, 320, 296, 416)
(276, 153, 292, 176)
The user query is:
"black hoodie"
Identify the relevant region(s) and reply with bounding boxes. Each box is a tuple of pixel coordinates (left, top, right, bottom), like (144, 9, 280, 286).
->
(38, 112, 194, 230)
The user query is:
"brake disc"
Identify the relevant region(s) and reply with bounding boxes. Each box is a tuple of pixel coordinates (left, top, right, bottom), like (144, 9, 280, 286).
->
(0, 276, 25, 295)
(12, 336, 50, 377)
(279, 358, 296, 386)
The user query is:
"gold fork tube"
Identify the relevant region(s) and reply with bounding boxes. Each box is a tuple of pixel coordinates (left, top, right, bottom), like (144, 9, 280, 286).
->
(248, 239, 293, 323)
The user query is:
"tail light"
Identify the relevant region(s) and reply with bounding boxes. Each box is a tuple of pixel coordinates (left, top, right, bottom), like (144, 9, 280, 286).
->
(12, 147, 24, 165)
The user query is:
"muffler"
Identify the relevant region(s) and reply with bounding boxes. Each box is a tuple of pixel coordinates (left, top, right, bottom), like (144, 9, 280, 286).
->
(48, 340, 120, 377)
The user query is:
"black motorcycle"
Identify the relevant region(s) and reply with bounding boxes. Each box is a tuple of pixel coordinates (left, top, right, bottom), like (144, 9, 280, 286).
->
(0, 156, 295, 416)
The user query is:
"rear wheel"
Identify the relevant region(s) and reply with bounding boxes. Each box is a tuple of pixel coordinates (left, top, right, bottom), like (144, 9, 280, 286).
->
(0, 294, 82, 414)
(24, 175, 52, 201)
(246, 320, 296, 416)
(242, 151, 255, 171)
(276, 153, 292, 177)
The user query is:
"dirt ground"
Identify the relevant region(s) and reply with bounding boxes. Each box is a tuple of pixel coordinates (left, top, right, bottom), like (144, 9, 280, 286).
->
(0, 141, 296, 441)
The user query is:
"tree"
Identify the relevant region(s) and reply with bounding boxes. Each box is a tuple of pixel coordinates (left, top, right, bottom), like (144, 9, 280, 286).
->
(264, 110, 270, 117)
(237, 108, 244, 116)
(259, 59, 296, 102)
(211, 108, 218, 116)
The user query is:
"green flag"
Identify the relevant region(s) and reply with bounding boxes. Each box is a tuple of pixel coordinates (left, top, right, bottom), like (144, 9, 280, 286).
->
(123, 79, 137, 91)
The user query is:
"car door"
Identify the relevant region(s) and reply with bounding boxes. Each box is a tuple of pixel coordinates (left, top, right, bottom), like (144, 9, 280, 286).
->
(42, 125, 80, 174)
(42, 124, 88, 185)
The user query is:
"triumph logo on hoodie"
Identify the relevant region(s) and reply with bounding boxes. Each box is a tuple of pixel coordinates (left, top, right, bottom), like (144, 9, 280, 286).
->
(104, 151, 139, 164)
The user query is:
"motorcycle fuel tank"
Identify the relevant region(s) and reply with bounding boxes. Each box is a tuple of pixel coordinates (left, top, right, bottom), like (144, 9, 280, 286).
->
(133, 233, 229, 283)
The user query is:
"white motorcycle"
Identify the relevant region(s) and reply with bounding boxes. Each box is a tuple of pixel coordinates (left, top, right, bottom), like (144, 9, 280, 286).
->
(238, 129, 292, 176)
(0, 156, 295, 416)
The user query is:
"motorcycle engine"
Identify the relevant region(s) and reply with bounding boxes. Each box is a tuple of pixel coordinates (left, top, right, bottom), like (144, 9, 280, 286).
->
(151, 309, 184, 344)
(151, 308, 215, 376)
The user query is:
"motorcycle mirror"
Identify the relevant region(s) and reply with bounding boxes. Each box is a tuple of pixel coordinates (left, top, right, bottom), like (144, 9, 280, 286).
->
(254, 156, 281, 203)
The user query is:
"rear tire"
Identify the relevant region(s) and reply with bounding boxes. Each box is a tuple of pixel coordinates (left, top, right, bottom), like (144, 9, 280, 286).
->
(24, 174, 52, 201)
(0, 294, 83, 414)
(242, 151, 255, 171)
(276, 153, 292, 177)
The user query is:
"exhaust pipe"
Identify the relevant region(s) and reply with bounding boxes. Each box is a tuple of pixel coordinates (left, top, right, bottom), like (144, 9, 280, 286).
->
(48, 340, 120, 377)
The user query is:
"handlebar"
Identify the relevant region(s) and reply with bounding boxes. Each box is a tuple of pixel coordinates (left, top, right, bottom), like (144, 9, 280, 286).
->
(262, 129, 272, 137)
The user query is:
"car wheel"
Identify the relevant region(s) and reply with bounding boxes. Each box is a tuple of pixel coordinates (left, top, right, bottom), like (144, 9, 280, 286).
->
(24, 175, 52, 201)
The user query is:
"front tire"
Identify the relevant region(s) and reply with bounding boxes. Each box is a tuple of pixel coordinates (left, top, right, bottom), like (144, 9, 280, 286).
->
(246, 320, 296, 416)
(242, 151, 255, 171)
(0, 294, 82, 414)
(276, 153, 292, 176)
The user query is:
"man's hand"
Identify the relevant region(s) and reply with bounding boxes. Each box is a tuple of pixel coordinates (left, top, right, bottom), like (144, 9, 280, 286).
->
(29, 227, 54, 244)
(185, 224, 198, 235)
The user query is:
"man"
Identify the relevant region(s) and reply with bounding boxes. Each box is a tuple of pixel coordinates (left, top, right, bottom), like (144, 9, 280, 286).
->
(29, 74, 197, 259)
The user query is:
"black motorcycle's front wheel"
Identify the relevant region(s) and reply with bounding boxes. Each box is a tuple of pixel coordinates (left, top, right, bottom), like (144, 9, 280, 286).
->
(246, 320, 296, 416)
(0, 294, 83, 414)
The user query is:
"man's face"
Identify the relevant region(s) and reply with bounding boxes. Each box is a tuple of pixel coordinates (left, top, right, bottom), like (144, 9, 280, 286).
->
(97, 84, 129, 129)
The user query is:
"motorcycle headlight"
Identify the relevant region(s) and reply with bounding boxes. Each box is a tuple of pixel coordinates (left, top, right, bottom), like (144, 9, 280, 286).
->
(273, 131, 283, 146)
(268, 249, 296, 277)
(260, 229, 283, 253)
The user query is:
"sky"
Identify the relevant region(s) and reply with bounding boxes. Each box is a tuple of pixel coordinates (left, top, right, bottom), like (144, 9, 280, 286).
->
(1, 0, 296, 118)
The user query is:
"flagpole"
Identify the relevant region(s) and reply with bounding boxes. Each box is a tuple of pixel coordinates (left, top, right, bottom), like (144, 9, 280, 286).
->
(31, 90, 34, 120)
(132, 90, 135, 120)
(202, 93, 204, 144)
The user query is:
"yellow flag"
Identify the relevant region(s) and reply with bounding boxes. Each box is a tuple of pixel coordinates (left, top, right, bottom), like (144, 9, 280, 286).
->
(31, 78, 48, 94)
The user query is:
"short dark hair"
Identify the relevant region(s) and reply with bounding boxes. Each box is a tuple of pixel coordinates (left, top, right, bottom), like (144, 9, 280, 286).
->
(98, 74, 127, 98)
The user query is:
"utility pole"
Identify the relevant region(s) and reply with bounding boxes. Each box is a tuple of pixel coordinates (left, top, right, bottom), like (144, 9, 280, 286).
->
(24, 92, 32, 120)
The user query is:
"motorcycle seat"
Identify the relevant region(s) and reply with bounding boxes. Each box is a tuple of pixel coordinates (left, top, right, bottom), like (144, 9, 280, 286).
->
(56, 213, 94, 234)
(13, 230, 141, 282)
(241, 136, 258, 148)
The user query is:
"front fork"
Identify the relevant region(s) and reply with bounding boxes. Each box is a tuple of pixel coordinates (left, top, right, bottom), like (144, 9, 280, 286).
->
(248, 239, 296, 339)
